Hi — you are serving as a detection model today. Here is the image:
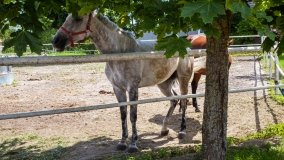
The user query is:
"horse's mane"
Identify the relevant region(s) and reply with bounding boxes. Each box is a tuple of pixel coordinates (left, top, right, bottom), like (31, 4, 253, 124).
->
(97, 14, 136, 40)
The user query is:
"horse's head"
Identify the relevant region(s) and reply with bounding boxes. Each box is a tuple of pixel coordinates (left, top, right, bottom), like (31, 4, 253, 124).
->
(52, 13, 93, 51)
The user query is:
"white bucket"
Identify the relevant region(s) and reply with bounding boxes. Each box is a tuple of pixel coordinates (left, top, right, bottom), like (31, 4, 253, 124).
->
(0, 66, 14, 85)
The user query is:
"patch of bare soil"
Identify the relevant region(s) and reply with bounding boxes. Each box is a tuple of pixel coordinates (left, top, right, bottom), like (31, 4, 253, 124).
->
(0, 56, 283, 159)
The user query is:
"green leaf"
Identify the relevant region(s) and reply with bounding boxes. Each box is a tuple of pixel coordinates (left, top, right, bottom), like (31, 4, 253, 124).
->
(257, 25, 276, 41)
(181, 0, 225, 24)
(3, 0, 16, 4)
(3, 31, 27, 56)
(203, 23, 221, 38)
(225, 0, 233, 11)
(24, 32, 42, 55)
(276, 16, 284, 29)
(3, 30, 42, 56)
(262, 37, 275, 53)
(66, 0, 80, 18)
(231, 1, 251, 18)
(155, 35, 192, 58)
(256, 12, 273, 22)
(277, 38, 284, 55)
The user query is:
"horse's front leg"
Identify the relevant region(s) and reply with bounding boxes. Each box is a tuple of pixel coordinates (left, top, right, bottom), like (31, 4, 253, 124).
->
(128, 87, 139, 153)
(113, 86, 128, 151)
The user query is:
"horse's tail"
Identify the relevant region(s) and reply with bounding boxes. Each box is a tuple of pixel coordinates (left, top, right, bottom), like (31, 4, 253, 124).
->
(228, 54, 233, 69)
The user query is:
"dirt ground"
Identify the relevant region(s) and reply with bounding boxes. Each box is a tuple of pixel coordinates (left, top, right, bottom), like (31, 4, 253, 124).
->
(0, 56, 283, 159)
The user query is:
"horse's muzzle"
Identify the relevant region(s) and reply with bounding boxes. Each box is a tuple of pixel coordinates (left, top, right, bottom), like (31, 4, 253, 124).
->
(52, 33, 68, 52)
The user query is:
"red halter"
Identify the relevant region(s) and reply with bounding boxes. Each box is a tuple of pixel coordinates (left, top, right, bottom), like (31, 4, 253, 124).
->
(60, 13, 93, 47)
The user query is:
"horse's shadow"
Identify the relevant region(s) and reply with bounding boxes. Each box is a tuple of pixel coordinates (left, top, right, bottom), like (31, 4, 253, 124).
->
(1, 115, 201, 160)
(148, 113, 202, 144)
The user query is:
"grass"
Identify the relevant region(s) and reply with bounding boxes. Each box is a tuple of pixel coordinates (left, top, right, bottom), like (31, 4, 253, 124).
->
(230, 51, 261, 57)
(226, 123, 284, 160)
(268, 80, 284, 105)
(106, 146, 200, 160)
(279, 54, 284, 69)
(109, 123, 284, 160)
(1, 49, 99, 57)
(0, 134, 67, 160)
(227, 144, 284, 160)
(1, 125, 284, 160)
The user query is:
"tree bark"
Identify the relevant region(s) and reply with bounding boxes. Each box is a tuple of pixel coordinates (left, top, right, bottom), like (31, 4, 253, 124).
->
(202, 13, 231, 160)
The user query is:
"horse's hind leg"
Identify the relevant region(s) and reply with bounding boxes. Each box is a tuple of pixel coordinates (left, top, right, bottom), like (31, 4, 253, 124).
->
(128, 87, 139, 153)
(191, 73, 201, 112)
(177, 76, 192, 139)
(157, 78, 178, 137)
(113, 86, 128, 151)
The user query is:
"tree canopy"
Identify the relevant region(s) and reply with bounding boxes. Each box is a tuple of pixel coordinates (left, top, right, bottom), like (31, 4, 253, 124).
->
(0, 0, 283, 56)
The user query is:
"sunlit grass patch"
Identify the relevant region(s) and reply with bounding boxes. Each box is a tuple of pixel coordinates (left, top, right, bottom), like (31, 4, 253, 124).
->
(267, 80, 284, 105)
(227, 142, 284, 160)
(106, 146, 200, 160)
(0, 134, 67, 160)
(227, 123, 284, 160)
(279, 54, 284, 69)
(230, 51, 261, 57)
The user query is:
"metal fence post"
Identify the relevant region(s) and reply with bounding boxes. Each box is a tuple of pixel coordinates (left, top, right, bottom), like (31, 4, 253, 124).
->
(274, 53, 280, 94)
(269, 53, 272, 79)
(264, 52, 267, 68)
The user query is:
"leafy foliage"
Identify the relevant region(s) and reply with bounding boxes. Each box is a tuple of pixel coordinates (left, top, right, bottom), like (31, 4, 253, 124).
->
(155, 35, 191, 58)
(1, 0, 283, 56)
(0, 0, 65, 56)
(253, 1, 284, 55)
(181, 0, 225, 24)
(0, 134, 67, 160)
(229, 0, 251, 18)
(3, 31, 42, 56)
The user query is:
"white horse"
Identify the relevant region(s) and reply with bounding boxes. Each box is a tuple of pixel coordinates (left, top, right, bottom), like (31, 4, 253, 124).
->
(52, 11, 194, 153)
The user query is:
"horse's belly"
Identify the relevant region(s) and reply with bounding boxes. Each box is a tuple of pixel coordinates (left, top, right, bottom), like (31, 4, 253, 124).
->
(193, 56, 206, 74)
(138, 58, 179, 87)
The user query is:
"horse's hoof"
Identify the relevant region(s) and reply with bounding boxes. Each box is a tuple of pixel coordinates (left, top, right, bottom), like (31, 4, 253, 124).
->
(178, 131, 186, 139)
(117, 142, 127, 151)
(186, 99, 191, 105)
(127, 144, 139, 153)
(161, 129, 169, 136)
(195, 108, 201, 112)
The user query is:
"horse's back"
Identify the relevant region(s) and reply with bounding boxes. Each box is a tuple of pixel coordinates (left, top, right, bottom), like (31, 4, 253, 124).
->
(187, 35, 206, 49)
(139, 58, 180, 87)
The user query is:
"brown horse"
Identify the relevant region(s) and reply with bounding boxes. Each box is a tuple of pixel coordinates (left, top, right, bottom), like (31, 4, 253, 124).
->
(187, 34, 233, 112)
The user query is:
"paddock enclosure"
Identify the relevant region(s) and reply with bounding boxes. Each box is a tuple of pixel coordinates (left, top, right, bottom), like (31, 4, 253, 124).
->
(0, 55, 283, 159)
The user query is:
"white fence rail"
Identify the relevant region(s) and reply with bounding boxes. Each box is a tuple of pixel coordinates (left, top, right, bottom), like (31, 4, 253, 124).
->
(0, 50, 204, 66)
(0, 47, 262, 66)
(0, 84, 283, 120)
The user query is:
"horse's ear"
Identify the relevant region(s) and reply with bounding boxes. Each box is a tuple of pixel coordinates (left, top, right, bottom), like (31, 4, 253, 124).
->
(228, 39, 234, 45)
(93, 9, 100, 16)
(187, 35, 193, 41)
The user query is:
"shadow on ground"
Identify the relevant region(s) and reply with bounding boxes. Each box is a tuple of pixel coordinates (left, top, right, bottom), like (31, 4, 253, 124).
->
(148, 113, 202, 144)
(0, 113, 202, 160)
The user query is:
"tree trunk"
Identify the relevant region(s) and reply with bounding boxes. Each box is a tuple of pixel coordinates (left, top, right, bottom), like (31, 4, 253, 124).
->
(202, 13, 231, 160)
